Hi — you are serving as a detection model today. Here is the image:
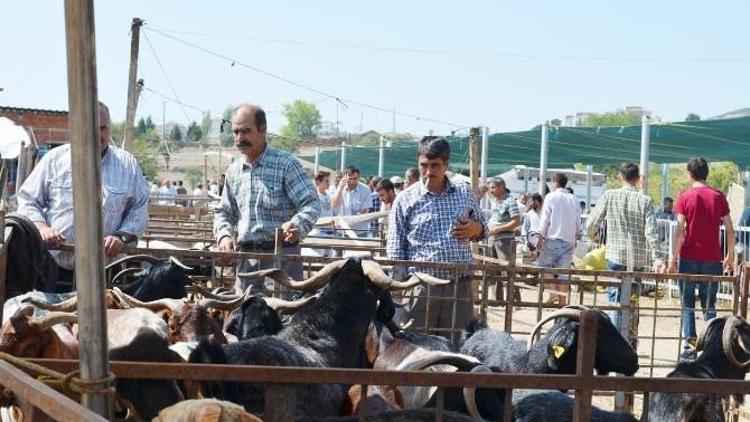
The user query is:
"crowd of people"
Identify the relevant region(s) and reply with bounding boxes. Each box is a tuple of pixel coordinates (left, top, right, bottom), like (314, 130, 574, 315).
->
(10, 101, 737, 357)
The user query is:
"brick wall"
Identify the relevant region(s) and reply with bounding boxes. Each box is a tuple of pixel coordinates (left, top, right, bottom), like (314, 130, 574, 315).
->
(0, 107, 69, 144)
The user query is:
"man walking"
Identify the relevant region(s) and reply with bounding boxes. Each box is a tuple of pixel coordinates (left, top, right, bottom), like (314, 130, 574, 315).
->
(214, 104, 320, 297)
(537, 173, 581, 305)
(586, 163, 661, 338)
(667, 158, 734, 360)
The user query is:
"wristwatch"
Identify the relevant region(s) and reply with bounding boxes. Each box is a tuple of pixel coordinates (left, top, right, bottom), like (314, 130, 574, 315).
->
(115, 232, 136, 244)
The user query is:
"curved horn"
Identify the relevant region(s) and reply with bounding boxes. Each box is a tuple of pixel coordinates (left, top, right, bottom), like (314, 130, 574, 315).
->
(105, 254, 160, 271)
(111, 268, 143, 285)
(186, 285, 242, 301)
(696, 317, 726, 352)
(527, 308, 583, 351)
(462, 364, 493, 420)
(198, 287, 252, 311)
(169, 256, 194, 271)
(111, 287, 182, 312)
(397, 351, 481, 372)
(30, 312, 78, 332)
(361, 260, 449, 290)
(237, 260, 347, 292)
(22, 296, 79, 312)
(722, 316, 750, 370)
(263, 295, 317, 314)
(12, 304, 36, 320)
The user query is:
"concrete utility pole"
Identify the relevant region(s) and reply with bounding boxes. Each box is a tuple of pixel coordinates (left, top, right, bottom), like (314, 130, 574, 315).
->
(378, 136, 385, 177)
(538, 122, 549, 196)
(63, 0, 112, 416)
(639, 115, 651, 195)
(122, 17, 143, 150)
(314, 146, 320, 175)
(469, 127, 481, 191)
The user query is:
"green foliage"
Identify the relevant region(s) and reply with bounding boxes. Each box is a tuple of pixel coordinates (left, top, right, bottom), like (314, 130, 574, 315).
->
(685, 113, 701, 121)
(550, 118, 562, 126)
(269, 135, 300, 153)
(281, 100, 321, 139)
(129, 137, 159, 181)
(136, 116, 156, 137)
(581, 111, 642, 127)
(187, 121, 203, 143)
(110, 121, 125, 146)
(200, 112, 212, 141)
(220, 106, 234, 147)
(169, 125, 183, 142)
(350, 131, 382, 146)
(185, 166, 204, 189)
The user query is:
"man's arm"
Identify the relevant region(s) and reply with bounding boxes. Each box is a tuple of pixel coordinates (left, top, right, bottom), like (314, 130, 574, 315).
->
(538, 197, 552, 239)
(284, 159, 321, 239)
(723, 214, 736, 273)
(117, 170, 150, 239)
(668, 214, 686, 273)
(489, 216, 521, 236)
(585, 192, 608, 241)
(386, 197, 408, 261)
(330, 179, 347, 209)
(213, 171, 240, 246)
(356, 186, 373, 214)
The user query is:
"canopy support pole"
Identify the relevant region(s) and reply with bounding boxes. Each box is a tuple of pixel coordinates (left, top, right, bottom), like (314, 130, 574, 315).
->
(378, 136, 385, 177)
(538, 122, 549, 196)
(314, 146, 320, 175)
(640, 115, 651, 195)
(586, 164, 593, 212)
(661, 163, 670, 203)
(340, 141, 346, 172)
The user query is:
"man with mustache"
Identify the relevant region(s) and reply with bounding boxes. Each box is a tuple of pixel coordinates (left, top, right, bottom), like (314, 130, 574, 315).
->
(214, 104, 320, 297)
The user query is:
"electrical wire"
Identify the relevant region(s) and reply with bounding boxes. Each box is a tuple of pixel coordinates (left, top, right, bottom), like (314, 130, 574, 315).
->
(142, 30, 192, 123)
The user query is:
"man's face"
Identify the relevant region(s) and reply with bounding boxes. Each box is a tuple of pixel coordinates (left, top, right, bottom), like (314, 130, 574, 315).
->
(418, 156, 448, 184)
(99, 108, 111, 154)
(345, 172, 360, 190)
(318, 178, 329, 191)
(664, 201, 674, 213)
(232, 111, 266, 158)
(377, 188, 396, 205)
(404, 171, 418, 188)
(530, 198, 541, 211)
(488, 182, 505, 199)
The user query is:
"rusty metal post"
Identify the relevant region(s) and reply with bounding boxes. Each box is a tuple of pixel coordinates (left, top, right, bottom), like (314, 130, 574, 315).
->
(741, 264, 749, 319)
(274, 227, 283, 297)
(572, 311, 597, 421)
(63, 0, 111, 416)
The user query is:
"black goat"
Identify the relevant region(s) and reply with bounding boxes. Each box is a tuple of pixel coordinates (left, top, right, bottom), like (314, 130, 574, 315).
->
(190, 258, 445, 417)
(107, 255, 194, 301)
(461, 306, 638, 376)
(513, 391, 637, 422)
(646, 315, 750, 422)
(224, 295, 284, 340)
(299, 409, 479, 421)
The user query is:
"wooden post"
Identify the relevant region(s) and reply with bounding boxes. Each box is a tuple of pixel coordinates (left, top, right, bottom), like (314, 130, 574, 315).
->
(572, 311, 597, 421)
(122, 17, 143, 150)
(63, 0, 111, 416)
(469, 127, 480, 192)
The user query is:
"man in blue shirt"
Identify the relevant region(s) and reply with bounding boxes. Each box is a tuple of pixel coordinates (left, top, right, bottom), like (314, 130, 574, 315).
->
(387, 136, 487, 345)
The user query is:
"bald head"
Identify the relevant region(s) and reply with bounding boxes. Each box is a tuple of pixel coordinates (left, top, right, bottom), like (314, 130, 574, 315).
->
(232, 103, 268, 160)
(98, 101, 111, 154)
(232, 104, 266, 132)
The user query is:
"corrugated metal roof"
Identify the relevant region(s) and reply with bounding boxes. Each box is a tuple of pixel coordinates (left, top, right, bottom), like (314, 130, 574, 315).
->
(0, 106, 68, 116)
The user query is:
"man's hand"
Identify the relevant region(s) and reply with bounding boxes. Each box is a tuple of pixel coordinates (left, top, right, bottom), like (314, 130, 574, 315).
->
(39, 226, 65, 249)
(281, 221, 300, 244)
(667, 257, 678, 274)
(452, 219, 482, 241)
(218, 235, 236, 253)
(723, 254, 735, 275)
(103, 236, 125, 258)
(652, 258, 666, 274)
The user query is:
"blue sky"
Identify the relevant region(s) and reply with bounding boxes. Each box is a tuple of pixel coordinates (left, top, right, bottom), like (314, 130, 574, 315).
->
(1, 1, 748, 135)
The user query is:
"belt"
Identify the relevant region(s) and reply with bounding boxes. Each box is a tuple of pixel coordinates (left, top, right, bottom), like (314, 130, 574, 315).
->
(237, 241, 299, 252)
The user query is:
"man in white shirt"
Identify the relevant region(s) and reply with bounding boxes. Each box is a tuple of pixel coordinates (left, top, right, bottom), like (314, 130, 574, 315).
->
(332, 166, 372, 238)
(537, 173, 581, 305)
(158, 179, 176, 205)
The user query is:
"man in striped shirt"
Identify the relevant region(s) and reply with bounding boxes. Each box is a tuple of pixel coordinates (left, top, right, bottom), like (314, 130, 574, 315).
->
(214, 104, 320, 297)
(17, 102, 149, 290)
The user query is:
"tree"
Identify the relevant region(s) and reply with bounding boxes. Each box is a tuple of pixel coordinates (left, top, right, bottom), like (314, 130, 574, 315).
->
(281, 100, 321, 139)
(550, 118, 562, 126)
(129, 137, 159, 181)
(145, 116, 155, 131)
(110, 121, 125, 146)
(581, 110, 642, 127)
(187, 121, 203, 143)
(185, 166, 204, 189)
(220, 106, 234, 147)
(169, 125, 183, 142)
(685, 113, 701, 121)
(269, 135, 300, 153)
(200, 112, 212, 141)
(136, 118, 147, 137)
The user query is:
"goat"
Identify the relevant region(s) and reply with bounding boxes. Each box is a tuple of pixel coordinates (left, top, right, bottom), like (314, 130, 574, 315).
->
(154, 398, 263, 422)
(646, 315, 750, 422)
(513, 391, 637, 421)
(106, 254, 194, 301)
(190, 258, 449, 417)
(461, 305, 638, 377)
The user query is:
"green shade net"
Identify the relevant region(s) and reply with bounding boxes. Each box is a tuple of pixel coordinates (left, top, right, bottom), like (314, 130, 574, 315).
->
(301, 116, 750, 177)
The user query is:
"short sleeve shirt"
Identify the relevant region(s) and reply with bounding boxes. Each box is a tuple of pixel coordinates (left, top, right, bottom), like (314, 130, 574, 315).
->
(675, 186, 730, 263)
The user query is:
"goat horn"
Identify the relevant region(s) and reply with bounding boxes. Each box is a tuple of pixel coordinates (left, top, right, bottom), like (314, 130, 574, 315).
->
(111, 287, 182, 311)
(462, 364, 493, 420)
(722, 316, 750, 370)
(30, 311, 78, 332)
(527, 308, 583, 351)
(111, 268, 143, 285)
(169, 256, 194, 271)
(696, 317, 725, 352)
(12, 304, 36, 320)
(197, 286, 252, 310)
(361, 260, 450, 290)
(105, 254, 160, 271)
(263, 295, 317, 314)
(186, 285, 242, 301)
(237, 260, 347, 292)
(397, 351, 481, 372)
(22, 295, 79, 312)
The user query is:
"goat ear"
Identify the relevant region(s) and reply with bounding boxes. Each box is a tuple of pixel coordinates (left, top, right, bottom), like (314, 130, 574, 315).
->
(375, 291, 396, 325)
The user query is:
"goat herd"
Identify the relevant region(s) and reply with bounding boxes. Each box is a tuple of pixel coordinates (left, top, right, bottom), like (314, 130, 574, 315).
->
(0, 256, 749, 421)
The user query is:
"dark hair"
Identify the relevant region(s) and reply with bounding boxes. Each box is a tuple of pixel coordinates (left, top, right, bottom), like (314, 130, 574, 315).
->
(687, 157, 709, 180)
(566, 187, 574, 195)
(619, 162, 640, 183)
(315, 171, 330, 183)
(417, 136, 450, 162)
(405, 168, 419, 179)
(375, 179, 395, 192)
(197, 184, 203, 189)
(344, 166, 360, 176)
(552, 173, 568, 188)
(178, 180, 183, 186)
(489, 177, 506, 187)
(529, 193, 543, 203)
(664, 197, 674, 204)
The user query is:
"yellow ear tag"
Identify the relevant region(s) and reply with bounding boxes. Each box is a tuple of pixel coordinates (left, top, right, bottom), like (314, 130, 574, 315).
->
(552, 345, 566, 359)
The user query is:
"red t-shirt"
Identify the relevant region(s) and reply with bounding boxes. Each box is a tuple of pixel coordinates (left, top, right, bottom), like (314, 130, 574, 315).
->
(675, 186, 729, 262)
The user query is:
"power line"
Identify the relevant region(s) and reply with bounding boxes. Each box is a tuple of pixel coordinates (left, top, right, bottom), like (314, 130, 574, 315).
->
(147, 27, 750, 64)
(142, 30, 192, 122)
(143, 26, 470, 129)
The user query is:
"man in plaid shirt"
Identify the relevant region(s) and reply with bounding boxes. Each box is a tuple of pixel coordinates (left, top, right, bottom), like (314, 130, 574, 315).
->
(586, 162, 662, 336)
(388, 137, 487, 345)
(214, 104, 320, 297)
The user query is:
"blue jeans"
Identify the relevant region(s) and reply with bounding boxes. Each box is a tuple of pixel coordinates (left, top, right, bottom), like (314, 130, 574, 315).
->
(606, 261, 643, 336)
(678, 259, 722, 340)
